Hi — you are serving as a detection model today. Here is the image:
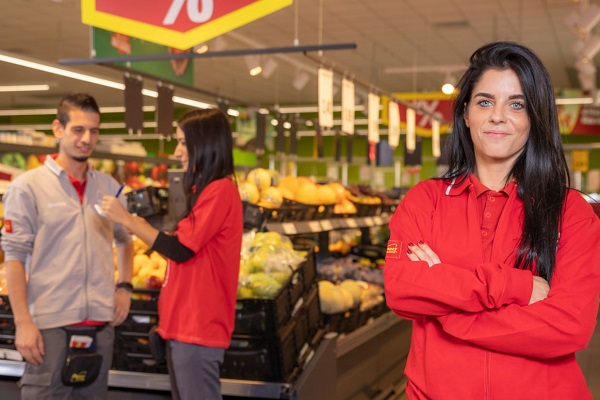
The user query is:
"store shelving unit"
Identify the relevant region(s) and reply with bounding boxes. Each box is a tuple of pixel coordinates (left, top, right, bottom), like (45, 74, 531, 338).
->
(0, 311, 408, 400)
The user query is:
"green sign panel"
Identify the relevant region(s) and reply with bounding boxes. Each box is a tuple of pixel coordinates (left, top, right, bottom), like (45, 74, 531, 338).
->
(92, 27, 194, 86)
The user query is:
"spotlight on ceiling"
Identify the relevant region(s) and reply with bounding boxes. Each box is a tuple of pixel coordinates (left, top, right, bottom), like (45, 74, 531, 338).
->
(244, 55, 262, 77)
(261, 57, 279, 79)
(292, 70, 310, 91)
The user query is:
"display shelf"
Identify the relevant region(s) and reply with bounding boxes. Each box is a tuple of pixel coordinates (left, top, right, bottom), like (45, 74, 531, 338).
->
(0, 142, 180, 166)
(0, 313, 404, 400)
(265, 215, 390, 235)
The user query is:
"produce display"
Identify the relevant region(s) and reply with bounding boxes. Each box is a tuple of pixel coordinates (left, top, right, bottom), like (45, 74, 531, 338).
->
(237, 231, 307, 299)
(318, 279, 384, 314)
(114, 237, 168, 292)
(238, 168, 391, 217)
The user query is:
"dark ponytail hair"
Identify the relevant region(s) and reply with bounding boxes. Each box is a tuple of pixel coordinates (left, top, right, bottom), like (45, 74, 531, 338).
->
(177, 108, 235, 218)
(444, 41, 570, 282)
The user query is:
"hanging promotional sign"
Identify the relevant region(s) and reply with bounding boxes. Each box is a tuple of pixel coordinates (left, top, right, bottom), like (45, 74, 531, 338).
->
(92, 28, 194, 85)
(388, 101, 400, 148)
(406, 108, 416, 152)
(431, 119, 441, 157)
(341, 78, 355, 135)
(368, 93, 380, 143)
(318, 68, 334, 129)
(557, 103, 600, 135)
(81, 0, 293, 50)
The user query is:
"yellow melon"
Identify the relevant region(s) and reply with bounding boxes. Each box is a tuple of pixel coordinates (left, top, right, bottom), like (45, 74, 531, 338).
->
(278, 176, 300, 195)
(316, 184, 337, 205)
(295, 181, 319, 205)
(327, 182, 347, 204)
(238, 181, 260, 204)
(246, 168, 272, 190)
(260, 186, 283, 207)
(277, 186, 295, 201)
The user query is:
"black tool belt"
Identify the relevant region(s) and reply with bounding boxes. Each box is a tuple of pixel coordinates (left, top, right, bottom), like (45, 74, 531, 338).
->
(61, 325, 105, 387)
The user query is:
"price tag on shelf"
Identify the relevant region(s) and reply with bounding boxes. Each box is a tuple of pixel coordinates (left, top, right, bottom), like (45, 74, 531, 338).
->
(346, 219, 357, 228)
(308, 221, 322, 232)
(365, 217, 375, 226)
(373, 216, 383, 225)
(282, 223, 298, 235)
(321, 220, 334, 231)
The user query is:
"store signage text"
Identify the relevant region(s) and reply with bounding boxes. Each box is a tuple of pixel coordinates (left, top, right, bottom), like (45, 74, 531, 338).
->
(81, 0, 293, 50)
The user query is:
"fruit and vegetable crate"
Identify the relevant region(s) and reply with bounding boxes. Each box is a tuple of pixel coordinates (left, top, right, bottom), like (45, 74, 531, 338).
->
(351, 202, 381, 217)
(130, 288, 160, 313)
(112, 313, 167, 374)
(221, 317, 299, 382)
(0, 295, 18, 358)
(224, 286, 324, 383)
(324, 306, 361, 334)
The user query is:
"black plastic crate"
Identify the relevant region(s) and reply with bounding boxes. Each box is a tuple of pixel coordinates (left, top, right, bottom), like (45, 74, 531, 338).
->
(300, 250, 317, 293)
(130, 288, 160, 314)
(0, 295, 11, 314)
(117, 314, 158, 334)
(242, 201, 268, 231)
(302, 286, 323, 341)
(352, 202, 381, 217)
(233, 283, 291, 336)
(222, 319, 298, 382)
(324, 306, 360, 334)
(113, 352, 168, 374)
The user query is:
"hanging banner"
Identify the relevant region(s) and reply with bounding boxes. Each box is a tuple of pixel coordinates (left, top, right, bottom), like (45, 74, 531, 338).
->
(318, 68, 334, 129)
(341, 78, 355, 135)
(406, 108, 416, 152)
(82, 0, 293, 50)
(388, 101, 400, 148)
(432, 119, 441, 157)
(557, 103, 600, 135)
(393, 92, 452, 137)
(368, 93, 380, 143)
(92, 28, 193, 85)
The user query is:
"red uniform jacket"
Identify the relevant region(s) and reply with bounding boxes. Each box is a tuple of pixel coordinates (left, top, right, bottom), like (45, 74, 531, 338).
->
(384, 176, 600, 400)
(157, 178, 243, 348)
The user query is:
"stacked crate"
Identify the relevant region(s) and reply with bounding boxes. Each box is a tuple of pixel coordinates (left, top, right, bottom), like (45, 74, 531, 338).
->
(0, 295, 20, 361)
(112, 289, 167, 374)
(221, 249, 324, 383)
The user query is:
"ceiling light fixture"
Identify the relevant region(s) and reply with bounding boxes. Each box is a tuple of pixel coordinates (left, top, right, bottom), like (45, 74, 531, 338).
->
(261, 57, 279, 79)
(0, 84, 50, 92)
(0, 105, 156, 117)
(292, 70, 311, 91)
(244, 55, 262, 76)
(0, 51, 226, 113)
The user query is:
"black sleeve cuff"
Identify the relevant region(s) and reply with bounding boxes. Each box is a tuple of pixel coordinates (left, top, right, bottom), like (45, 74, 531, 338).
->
(151, 231, 195, 263)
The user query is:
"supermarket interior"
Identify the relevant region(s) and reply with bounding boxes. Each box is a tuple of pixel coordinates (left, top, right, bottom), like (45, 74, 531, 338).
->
(1, 1, 600, 399)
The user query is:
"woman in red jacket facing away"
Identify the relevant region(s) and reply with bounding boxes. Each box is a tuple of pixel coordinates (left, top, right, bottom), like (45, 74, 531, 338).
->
(101, 108, 243, 400)
(384, 41, 600, 400)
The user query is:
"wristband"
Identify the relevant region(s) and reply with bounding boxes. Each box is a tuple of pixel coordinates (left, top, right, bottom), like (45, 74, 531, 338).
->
(116, 282, 134, 292)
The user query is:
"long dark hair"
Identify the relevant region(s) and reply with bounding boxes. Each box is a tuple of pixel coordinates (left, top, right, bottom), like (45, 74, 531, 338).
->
(444, 41, 570, 282)
(177, 108, 235, 218)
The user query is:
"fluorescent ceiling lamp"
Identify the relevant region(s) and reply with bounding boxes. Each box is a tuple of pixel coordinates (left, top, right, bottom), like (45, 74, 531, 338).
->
(0, 84, 50, 92)
(0, 53, 125, 90)
(277, 104, 366, 113)
(441, 83, 455, 95)
(0, 105, 156, 116)
(227, 109, 240, 117)
(0, 52, 217, 112)
(555, 97, 594, 105)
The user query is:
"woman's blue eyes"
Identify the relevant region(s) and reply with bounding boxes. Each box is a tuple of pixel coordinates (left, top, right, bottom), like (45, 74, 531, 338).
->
(476, 99, 525, 110)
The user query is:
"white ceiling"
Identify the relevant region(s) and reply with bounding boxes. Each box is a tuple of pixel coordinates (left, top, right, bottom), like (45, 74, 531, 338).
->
(0, 0, 590, 113)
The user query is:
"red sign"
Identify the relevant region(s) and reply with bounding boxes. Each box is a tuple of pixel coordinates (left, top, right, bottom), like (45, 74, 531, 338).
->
(82, 0, 293, 50)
